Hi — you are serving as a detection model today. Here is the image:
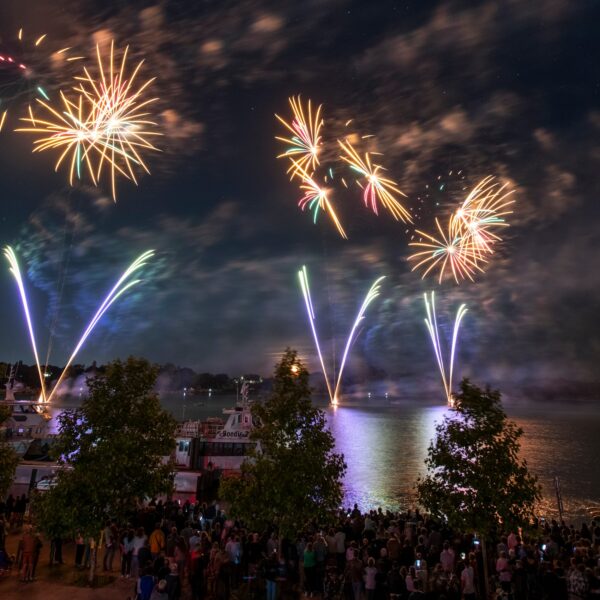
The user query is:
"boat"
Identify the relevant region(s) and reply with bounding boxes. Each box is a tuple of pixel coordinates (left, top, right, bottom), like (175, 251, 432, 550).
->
(1, 367, 52, 457)
(174, 399, 259, 473)
(174, 379, 260, 475)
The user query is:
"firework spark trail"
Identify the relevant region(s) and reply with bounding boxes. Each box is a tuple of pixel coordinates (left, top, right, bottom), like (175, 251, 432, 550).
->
(18, 41, 160, 200)
(408, 217, 486, 284)
(276, 95, 323, 179)
(18, 92, 101, 185)
(338, 138, 412, 223)
(409, 177, 514, 284)
(452, 176, 515, 257)
(298, 266, 334, 403)
(293, 160, 347, 239)
(332, 276, 385, 403)
(46, 250, 154, 403)
(4, 246, 47, 402)
(423, 291, 468, 406)
(4, 246, 154, 404)
(74, 41, 161, 199)
(298, 267, 384, 405)
(0, 29, 83, 132)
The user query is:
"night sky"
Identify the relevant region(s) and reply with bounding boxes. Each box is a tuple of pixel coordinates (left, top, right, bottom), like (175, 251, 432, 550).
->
(1, 0, 599, 395)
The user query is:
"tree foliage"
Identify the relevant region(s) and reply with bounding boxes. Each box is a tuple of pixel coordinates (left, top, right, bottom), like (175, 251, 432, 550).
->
(0, 405, 19, 499)
(32, 357, 176, 539)
(221, 348, 346, 537)
(417, 379, 542, 536)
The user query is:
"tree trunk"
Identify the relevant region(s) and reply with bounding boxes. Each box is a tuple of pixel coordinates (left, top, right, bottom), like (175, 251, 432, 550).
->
(89, 538, 97, 585)
(481, 536, 489, 600)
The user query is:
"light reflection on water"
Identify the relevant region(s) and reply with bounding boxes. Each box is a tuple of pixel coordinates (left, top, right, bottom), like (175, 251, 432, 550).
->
(48, 394, 600, 521)
(326, 400, 600, 521)
(327, 404, 446, 512)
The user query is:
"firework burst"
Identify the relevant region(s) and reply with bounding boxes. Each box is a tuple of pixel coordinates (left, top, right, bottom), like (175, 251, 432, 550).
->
(452, 176, 515, 257)
(17, 91, 101, 185)
(338, 138, 412, 223)
(74, 41, 161, 199)
(18, 41, 160, 200)
(408, 217, 486, 284)
(293, 161, 347, 239)
(276, 95, 323, 179)
(409, 176, 514, 283)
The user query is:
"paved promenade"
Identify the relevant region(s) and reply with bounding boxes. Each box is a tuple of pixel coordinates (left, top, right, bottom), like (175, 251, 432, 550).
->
(0, 529, 134, 600)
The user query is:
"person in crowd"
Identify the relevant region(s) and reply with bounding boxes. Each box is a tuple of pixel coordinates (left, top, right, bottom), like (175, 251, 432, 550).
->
(121, 528, 135, 578)
(20, 525, 35, 582)
(132, 526, 149, 578)
(137, 567, 156, 600)
(263, 550, 280, 600)
(74, 531, 85, 569)
(345, 547, 364, 600)
(304, 541, 317, 597)
(364, 556, 378, 600)
(166, 527, 179, 558)
(440, 541, 455, 573)
(149, 578, 169, 600)
(165, 560, 182, 600)
(567, 561, 588, 600)
(5, 491, 599, 600)
(102, 521, 116, 571)
(461, 558, 477, 600)
(150, 523, 166, 560)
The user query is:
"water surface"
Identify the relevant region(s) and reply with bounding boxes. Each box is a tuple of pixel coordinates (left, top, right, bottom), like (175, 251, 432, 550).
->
(49, 392, 600, 521)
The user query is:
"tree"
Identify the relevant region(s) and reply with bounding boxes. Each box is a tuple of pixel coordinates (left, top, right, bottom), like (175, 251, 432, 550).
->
(417, 378, 542, 535)
(32, 357, 176, 564)
(221, 348, 346, 537)
(0, 405, 19, 498)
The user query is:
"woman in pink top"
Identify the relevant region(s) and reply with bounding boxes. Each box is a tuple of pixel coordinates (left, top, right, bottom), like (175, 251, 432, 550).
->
(496, 551, 512, 593)
(406, 566, 417, 593)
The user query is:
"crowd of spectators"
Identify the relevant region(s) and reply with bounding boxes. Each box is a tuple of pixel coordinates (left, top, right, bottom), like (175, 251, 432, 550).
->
(1, 495, 600, 600)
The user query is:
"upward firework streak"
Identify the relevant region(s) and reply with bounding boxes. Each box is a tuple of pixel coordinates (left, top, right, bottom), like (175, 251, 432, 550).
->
(423, 291, 468, 406)
(45, 249, 154, 403)
(338, 138, 412, 223)
(4, 246, 48, 402)
(18, 41, 160, 200)
(276, 95, 323, 179)
(4, 247, 154, 403)
(332, 276, 385, 403)
(298, 266, 385, 405)
(298, 266, 334, 403)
